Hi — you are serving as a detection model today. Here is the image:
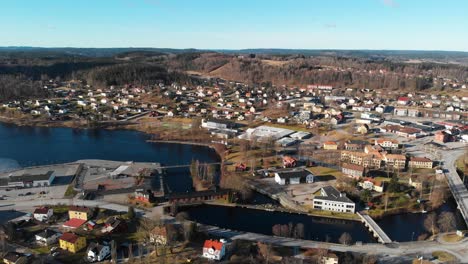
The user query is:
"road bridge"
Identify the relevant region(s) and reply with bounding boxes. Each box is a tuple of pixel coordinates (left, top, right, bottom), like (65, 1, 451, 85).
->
(357, 212, 392, 244)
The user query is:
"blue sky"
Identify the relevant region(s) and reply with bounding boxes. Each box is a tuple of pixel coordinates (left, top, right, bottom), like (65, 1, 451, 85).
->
(1, 0, 467, 51)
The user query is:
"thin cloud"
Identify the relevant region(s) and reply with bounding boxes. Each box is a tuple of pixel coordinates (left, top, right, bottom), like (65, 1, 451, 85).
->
(324, 23, 337, 29)
(382, 0, 399, 8)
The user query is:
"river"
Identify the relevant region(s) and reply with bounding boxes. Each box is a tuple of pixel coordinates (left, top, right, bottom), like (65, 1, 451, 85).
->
(1, 122, 466, 242)
(0, 122, 219, 193)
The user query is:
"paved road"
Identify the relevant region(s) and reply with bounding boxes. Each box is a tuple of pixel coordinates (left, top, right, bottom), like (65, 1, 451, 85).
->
(441, 146, 468, 225)
(201, 224, 468, 262)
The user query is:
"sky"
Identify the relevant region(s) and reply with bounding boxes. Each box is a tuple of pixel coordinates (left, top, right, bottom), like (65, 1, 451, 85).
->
(0, 0, 467, 51)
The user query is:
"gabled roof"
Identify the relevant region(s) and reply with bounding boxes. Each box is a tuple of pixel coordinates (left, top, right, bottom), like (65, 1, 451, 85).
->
(34, 207, 51, 215)
(203, 239, 223, 251)
(69, 206, 90, 213)
(276, 169, 312, 179)
(342, 163, 365, 172)
(59, 232, 80, 243)
(63, 218, 87, 228)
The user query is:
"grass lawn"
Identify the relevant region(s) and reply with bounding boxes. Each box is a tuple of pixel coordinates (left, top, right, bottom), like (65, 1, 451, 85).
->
(50, 204, 71, 214)
(308, 166, 343, 177)
(307, 209, 360, 221)
(441, 233, 464, 243)
(32, 246, 50, 254)
(456, 155, 467, 171)
(432, 251, 456, 262)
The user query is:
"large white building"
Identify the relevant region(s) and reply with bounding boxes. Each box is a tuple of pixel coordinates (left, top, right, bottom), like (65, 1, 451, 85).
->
(7, 171, 55, 188)
(238, 125, 295, 142)
(313, 186, 355, 213)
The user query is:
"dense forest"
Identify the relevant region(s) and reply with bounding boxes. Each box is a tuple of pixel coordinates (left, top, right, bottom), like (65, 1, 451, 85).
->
(0, 48, 467, 101)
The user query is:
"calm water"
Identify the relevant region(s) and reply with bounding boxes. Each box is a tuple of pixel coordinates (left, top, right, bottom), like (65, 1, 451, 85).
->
(0, 122, 220, 193)
(181, 204, 376, 243)
(377, 197, 467, 241)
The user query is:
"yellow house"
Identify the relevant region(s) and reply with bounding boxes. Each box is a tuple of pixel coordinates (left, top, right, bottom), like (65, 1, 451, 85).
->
(59, 233, 86, 253)
(68, 206, 90, 221)
(323, 141, 338, 150)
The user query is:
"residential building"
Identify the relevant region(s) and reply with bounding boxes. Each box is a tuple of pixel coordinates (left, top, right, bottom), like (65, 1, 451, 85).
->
(341, 163, 365, 179)
(313, 186, 355, 213)
(358, 178, 385, 193)
(409, 157, 433, 169)
(323, 141, 338, 150)
(2, 252, 28, 264)
(274, 169, 314, 185)
(35, 229, 61, 245)
(341, 151, 382, 168)
(434, 131, 450, 143)
(384, 154, 407, 169)
(135, 189, 154, 203)
(282, 156, 297, 168)
(33, 207, 53, 222)
(68, 206, 91, 221)
(322, 253, 339, 264)
(202, 239, 226, 261)
(102, 217, 127, 234)
(375, 138, 400, 150)
(87, 242, 110, 262)
(63, 218, 87, 229)
(59, 233, 87, 253)
(150, 225, 168, 245)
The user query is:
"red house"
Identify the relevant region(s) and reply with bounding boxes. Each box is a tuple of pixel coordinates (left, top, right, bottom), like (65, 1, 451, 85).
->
(282, 156, 297, 168)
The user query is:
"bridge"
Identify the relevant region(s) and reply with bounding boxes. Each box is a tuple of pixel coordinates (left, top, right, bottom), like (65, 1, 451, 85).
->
(357, 212, 392, 244)
(441, 148, 468, 226)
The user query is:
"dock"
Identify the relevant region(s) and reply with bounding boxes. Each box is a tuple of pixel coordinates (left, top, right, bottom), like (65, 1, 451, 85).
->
(357, 212, 392, 244)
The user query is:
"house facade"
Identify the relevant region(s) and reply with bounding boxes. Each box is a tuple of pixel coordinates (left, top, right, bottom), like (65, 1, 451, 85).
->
(59, 233, 86, 253)
(274, 170, 314, 185)
(68, 206, 91, 221)
(341, 163, 365, 179)
(313, 186, 355, 213)
(87, 242, 110, 262)
(202, 239, 226, 260)
(33, 207, 53, 222)
(409, 157, 433, 169)
(35, 229, 61, 245)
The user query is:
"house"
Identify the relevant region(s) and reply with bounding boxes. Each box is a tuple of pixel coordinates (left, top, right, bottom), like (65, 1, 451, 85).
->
(201, 118, 237, 131)
(102, 217, 127, 234)
(68, 206, 91, 221)
(409, 157, 433, 169)
(434, 131, 450, 143)
(358, 178, 385, 193)
(33, 207, 53, 222)
(274, 169, 314, 185)
(323, 141, 338, 150)
(59, 233, 86, 253)
(384, 154, 407, 169)
(2, 252, 28, 264)
(409, 177, 424, 190)
(341, 163, 365, 179)
(63, 218, 87, 229)
(150, 225, 168, 245)
(344, 140, 367, 151)
(322, 253, 339, 264)
(135, 189, 154, 203)
(393, 108, 408, 116)
(282, 156, 297, 168)
(87, 242, 110, 262)
(35, 229, 61, 245)
(202, 239, 226, 261)
(313, 186, 355, 213)
(375, 138, 400, 150)
(397, 97, 411, 105)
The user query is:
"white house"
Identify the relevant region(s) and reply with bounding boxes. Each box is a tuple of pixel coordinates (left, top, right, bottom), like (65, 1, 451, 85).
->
(202, 239, 226, 261)
(274, 169, 314, 185)
(87, 242, 111, 262)
(313, 186, 355, 213)
(35, 229, 61, 245)
(33, 207, 53, 222)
